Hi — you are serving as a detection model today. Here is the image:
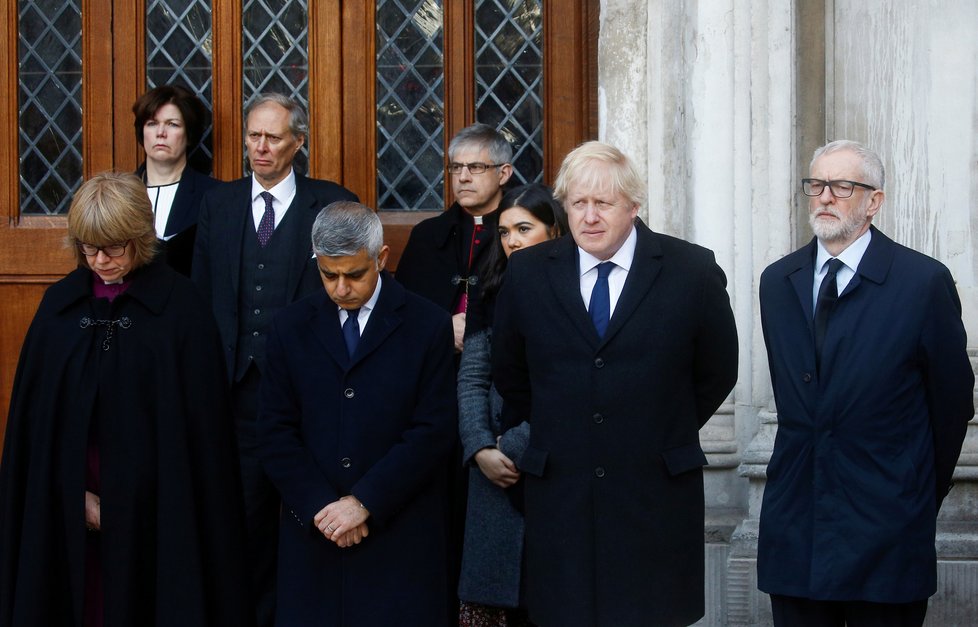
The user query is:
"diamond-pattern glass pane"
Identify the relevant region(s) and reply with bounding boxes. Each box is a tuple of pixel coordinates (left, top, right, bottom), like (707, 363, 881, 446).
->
(243, 0, 309, 176)
(376, 0, 445, 211)
(146, 0, 214, 169)
(475, 0, 543, 185)
(18, 0, 83, 215)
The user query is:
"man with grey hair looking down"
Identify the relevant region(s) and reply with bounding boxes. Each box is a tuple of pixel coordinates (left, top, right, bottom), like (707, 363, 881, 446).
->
(258, 201, 457, 626)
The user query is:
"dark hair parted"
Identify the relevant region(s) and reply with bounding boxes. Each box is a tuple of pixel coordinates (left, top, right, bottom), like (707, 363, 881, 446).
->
(479, 183, 567, 300)
(132, 85, 209, 151)
(67, 172, 159, 269)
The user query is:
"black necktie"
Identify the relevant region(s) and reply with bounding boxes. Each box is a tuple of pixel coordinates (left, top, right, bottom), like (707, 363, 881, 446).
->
(343, 308, 360, 357)
(257, 191, 275, 247)
(589, 262, 615, 338)
(814, 258, 843, 372)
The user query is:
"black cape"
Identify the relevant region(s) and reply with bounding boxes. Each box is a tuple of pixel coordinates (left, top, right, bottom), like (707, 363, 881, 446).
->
(0, 260, 253, 627)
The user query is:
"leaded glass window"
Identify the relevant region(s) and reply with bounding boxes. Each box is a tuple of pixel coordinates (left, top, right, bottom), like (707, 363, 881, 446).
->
(146, 0, 214, 167)
(376, 0, 445, 212)
(243, 0, 310, 175)
(475, 0, 543, 185)
(18, 0, 83, 215)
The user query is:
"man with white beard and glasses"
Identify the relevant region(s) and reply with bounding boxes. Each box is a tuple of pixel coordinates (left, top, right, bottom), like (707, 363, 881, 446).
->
(757, 140, 974, 626)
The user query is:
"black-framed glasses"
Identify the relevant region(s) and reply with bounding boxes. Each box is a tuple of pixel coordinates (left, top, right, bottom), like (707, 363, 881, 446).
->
(447, 162, 501, 175)
(802, 178, 876, 198)
(77, 241, 129, 257)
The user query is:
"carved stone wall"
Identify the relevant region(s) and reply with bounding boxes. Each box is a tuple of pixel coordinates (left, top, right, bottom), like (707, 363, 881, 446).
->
(598, 0, 978, 624)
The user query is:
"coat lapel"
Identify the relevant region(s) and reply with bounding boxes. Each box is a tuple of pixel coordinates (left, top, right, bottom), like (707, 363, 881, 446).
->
(786, 239, 818, 327)
(545, 237, 597, 344)
(309, 292, 351, 368)
(602, 222, 662, 345)
(840, 225, 892, 298)
(227, 178, 252, 304)
(350, 273, 403, 367)
(164, 169, 197, 237)
(285, 175, 319, 300)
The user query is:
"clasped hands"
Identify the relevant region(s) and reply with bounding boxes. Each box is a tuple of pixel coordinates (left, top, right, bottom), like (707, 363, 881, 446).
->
(314, 495, 370, 548)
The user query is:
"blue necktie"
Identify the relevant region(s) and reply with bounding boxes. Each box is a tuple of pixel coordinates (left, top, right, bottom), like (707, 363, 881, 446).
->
(257, 191, 275, 247)
(814, 258, 843, 372)
(343, 308, 360, 357)
(589, 262, 615, 338)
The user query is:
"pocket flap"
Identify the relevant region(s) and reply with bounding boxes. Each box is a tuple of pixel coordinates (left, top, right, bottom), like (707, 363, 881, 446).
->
(660, 443, 708, 476)
(518, 445, 548, 477)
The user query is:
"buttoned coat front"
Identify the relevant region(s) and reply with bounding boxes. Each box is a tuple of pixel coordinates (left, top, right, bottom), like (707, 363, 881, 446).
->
(491, 221, 739, 627)
(257, 275, 457, 627)
(757, 227, 974, 602)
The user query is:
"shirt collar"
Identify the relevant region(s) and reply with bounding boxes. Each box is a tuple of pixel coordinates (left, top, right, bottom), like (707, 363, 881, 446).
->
(578, 225, 638, 276)
(815, 227, 872, 274)
(251, 168, 297, 204)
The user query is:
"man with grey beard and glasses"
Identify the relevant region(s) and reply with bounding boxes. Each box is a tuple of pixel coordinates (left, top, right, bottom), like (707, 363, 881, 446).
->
(756, 139, 974, 626)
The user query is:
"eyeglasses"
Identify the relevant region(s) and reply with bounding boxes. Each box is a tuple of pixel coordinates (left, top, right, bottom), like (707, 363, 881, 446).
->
(447, 162, 501, 175)
(77, 241, 129, 257)
(802, 178, 877, 199)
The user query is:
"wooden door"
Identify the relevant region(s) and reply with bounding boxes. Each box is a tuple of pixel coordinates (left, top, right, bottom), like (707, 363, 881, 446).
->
(0, 0, 597, 445)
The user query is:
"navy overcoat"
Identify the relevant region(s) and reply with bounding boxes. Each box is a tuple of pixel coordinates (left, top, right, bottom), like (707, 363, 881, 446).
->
(257, 275, 457, 626)
(757, 227, 974, 602)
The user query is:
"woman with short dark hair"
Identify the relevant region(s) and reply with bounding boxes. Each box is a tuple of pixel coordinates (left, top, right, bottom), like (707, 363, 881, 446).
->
(0, 172, 253, 627)
(132, 84, 219, 275)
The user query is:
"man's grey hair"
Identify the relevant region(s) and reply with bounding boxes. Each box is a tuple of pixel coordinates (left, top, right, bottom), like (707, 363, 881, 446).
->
(448, 122, 513, 165)
(811, 140, 885, 189)
(311, 201, 384, 258)
(245, 92, 309, 139)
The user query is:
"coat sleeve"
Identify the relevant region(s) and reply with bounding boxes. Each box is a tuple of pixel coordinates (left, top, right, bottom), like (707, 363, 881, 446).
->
(349, 316, 457, 526)
(920, 265, 975, 509)
(490, 258, 532, 432)
(257, 318, 341, 524)
(691, 252, 739, 426)
(458, 328, 498, 465)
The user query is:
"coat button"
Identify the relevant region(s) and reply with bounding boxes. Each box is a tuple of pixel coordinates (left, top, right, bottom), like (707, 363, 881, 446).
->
(256, 285, 263, 291)
(344, 388, 355, 398)
(594, 467, 606, 478)
(594, 357, 604, 368)
(802, 372, 812, 383)
(593, 413, 604, 424)
(340, 457, 352, 468)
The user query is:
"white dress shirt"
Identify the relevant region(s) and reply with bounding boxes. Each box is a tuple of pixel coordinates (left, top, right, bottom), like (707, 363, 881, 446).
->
(251, 169, 298, 231)
(812, 228, 872, 312)
(578, 225, 637, 317)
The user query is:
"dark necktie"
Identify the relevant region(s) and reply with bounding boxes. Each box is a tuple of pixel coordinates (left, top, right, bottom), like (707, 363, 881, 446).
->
(257, 191, 275, 247)
(589, 262, 615, 338)
(813, 258, 844, 372)
(343, 308, 361, 357)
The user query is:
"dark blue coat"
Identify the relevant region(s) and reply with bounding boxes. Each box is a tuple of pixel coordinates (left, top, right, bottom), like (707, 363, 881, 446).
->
(757, 226, 974, 602)
(491, 221, 739, 627)
(257, 275, 457, 627)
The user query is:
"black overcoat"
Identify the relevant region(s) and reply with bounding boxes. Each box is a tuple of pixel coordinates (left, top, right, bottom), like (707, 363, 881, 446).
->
(757, 227, 974, 601)
(0, 261, 253, 626)
(257, 275, 457, 626)
(395, 202, 496, 312)
(492, 221, 739, 627)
